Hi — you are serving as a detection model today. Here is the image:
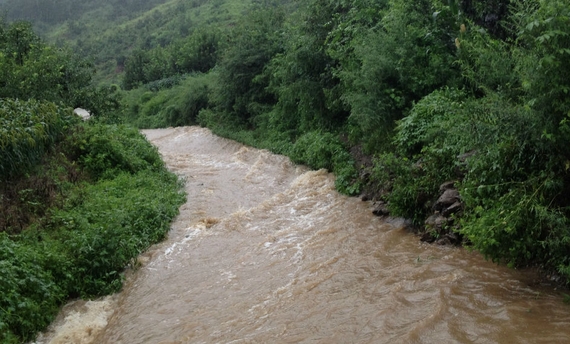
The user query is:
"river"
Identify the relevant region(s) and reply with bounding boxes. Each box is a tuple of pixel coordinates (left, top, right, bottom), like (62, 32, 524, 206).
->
(35, 126, 570, 343)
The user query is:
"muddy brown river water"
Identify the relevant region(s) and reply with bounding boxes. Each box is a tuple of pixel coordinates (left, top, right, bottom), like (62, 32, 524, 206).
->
(35, 126, 570, 343)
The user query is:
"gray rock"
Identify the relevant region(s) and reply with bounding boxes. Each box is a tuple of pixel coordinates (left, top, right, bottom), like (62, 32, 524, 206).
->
(442, 201, 462, 217)
(439, 181, 456, 192)
(434, 189, 460, 211)
(372, 202, 390, 216)
(425, 213, 447, 231)
(420, 232, 436, 243)
(73, 108, 91, 121)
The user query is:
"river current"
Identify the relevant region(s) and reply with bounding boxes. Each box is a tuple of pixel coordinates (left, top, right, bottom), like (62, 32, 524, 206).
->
(35, 126, 570, 343)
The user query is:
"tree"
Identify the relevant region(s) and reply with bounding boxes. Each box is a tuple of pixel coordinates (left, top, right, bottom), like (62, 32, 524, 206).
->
(339, 0, 459, 150)
(212, 5, 286, 123)
(265, 0, 353, 135)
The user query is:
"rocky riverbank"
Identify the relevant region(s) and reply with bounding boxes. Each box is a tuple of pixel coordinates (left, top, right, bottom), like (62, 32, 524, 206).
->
(350, 144, 464, 246)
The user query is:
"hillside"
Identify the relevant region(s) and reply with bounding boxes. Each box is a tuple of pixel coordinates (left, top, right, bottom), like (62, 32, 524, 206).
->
(0, 16, 186, 342)
(2, 1, 570, 334)
(0, 0, 256, 83)
(113, 0, 570, 289)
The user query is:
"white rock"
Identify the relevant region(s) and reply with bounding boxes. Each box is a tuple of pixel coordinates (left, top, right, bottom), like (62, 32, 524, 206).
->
(73, 108, 91, 121)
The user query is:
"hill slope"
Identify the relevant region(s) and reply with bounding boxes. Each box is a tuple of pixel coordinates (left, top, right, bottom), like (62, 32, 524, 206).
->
(1, 0, 255, 83)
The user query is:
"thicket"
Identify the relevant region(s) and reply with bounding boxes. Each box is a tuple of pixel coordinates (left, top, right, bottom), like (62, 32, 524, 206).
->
(0, 20, 185, 343)
(118, 0, 570, 284)
(121, 28, 221, 90)
(0, 20, 122, 117)
(0, 99, 75, 179)
(122, 72, 213, 128)
(7, 0, 568, 286)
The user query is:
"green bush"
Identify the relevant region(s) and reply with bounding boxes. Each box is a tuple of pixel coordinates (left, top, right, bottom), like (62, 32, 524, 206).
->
(69, 123, 163, 179)
(166, 76, 210, 127)
(123, 73, 213, 129)
(371, 152, 446, 225)
(394, 88, 466, 156)
(290, 131, 361, 195)
(459, 183, 570, 270)
(382, 80, 570, 279)
(339, 0, 459, 151)
(48, 169, 185, 296)
(368, 89, 464, 224)
(0, 234, 66, 343)
(211, 5, 285, 122)
(0, 99, 77, 179)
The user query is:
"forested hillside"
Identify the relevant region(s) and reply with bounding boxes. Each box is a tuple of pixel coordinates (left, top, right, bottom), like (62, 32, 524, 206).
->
(5, 0, 569, 285)
(1, 0, 258, 83)
(117, 0, 570, 287)
(2, 0, 570, 340)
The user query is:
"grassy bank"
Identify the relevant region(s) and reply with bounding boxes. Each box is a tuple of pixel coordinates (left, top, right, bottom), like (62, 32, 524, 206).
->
(0, 113, 185, 343)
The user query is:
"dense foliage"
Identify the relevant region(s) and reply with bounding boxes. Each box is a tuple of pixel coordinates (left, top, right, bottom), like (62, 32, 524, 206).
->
(0, 123, 185, 343)
(3, 2, 570, 338)
(0, 99, 75, 179)
(0, 20, 185, 343)
(133, 0, 570, 285)
(0, 19, 122, 117)
(96, 0, 570, 285)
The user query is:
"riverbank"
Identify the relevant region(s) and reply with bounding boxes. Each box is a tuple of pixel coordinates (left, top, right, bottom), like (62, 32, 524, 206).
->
(69, 127, 570, 342)
(0, 121, 185, 343)
(200, 120, 570, 291)
(27, 126, 570, 343)
(348, 144, 570, 291)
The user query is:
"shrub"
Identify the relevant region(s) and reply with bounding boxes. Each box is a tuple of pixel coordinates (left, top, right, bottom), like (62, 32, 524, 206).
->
(49, 169, 185, 296)
(368, 89, 465, 224)
(394, 88, 466, 156)
(0, 121, 185, 341)
(0, 233, 66, 343)
(123, 73, 213, 128)
(0, 99, 77, 179)
(371, 152, 447, 225)
(340, 0, 459, 152)
(69, 123, 164, 179)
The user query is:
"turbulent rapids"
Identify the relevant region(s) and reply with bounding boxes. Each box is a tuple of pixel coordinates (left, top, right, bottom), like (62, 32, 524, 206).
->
(36, 127, 570, 343)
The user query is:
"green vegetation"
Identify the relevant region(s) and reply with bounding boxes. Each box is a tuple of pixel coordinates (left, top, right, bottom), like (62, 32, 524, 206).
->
(119, 0, 570, 285)
(0, 99, 74, 179)
(2, 0, 570, 340)
(0, 0, 256, 83)
(0, 19, 185, 343)
(0, 122, 184, 342)
(122, 72, 213, 128)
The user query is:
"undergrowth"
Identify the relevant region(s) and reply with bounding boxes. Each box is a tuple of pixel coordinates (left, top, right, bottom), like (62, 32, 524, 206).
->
(0, 120, 185, 343)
